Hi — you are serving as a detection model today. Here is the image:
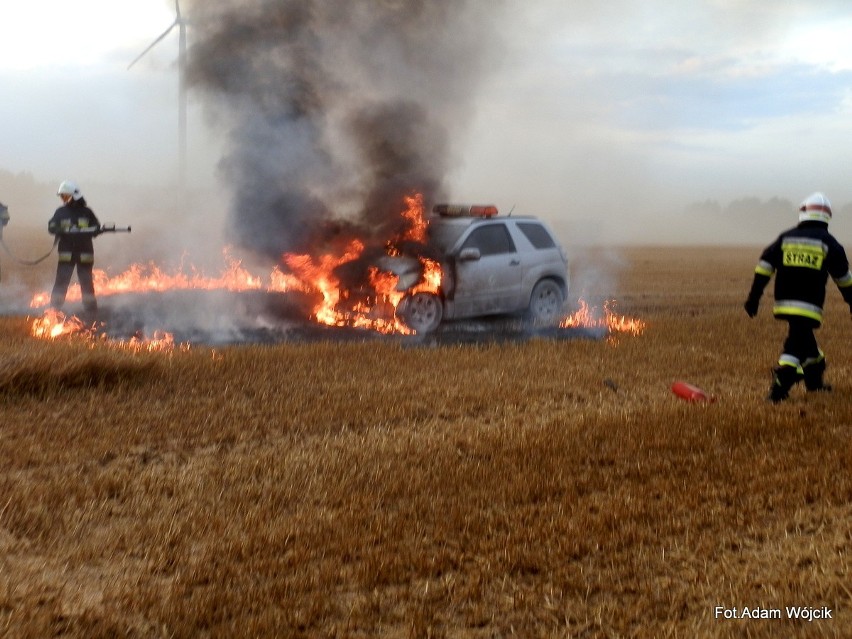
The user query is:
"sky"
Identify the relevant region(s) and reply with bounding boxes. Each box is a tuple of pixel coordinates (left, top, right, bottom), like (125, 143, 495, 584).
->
(0, 1, 213, 186)
(2, 0, 852, 245)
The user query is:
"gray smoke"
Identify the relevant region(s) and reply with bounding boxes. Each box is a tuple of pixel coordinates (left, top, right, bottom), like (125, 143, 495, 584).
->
(185, 0, 508, 260)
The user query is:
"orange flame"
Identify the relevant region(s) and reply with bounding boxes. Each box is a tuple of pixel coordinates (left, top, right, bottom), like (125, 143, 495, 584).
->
(278, 194, 442, 334)
(30, 309, 184, 352)
(283, 238, 370, 328)
(398, 193, 428, 244)
(560, 299, 646, 336)
(123, 330, 185, 353)
(31, 309, 92, 340)
(29, 250, 303, 309)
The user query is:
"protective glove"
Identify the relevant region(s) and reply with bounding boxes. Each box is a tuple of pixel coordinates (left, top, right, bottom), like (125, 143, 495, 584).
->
(744, 298, 759, 318)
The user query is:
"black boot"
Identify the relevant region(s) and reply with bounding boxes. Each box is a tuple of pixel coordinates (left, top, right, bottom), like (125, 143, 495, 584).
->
(803, 359, 831, 392)
(767, 366, 802, 403)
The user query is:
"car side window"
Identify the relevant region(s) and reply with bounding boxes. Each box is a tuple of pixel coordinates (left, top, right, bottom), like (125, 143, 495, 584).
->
(517, 222, 557, 249)
(461, 224, 516, 256)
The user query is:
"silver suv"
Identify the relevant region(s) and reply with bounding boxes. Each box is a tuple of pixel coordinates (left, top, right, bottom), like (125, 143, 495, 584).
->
(394, 205, 570, 333)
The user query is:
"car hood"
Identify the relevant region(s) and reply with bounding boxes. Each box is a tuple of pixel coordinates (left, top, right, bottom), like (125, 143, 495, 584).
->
(375, 255, 422, 292)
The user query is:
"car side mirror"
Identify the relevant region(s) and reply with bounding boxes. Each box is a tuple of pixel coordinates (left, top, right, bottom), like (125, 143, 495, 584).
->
(458, 247, 481, 262)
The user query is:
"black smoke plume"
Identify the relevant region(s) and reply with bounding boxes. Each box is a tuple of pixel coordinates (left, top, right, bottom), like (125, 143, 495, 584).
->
(185, 0, 508, 260)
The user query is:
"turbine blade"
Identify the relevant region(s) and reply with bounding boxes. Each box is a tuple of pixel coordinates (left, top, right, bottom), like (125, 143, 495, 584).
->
(175, 0, 181, 20)
(127, 21, 178, 70)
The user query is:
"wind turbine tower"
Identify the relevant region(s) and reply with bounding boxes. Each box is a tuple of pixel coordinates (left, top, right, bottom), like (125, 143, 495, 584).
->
(129, 0, 189, 189)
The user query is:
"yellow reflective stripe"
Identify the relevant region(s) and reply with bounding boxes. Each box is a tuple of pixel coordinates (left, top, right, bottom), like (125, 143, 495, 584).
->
(779, 354, 802, 369)
(779, 354, 804, 375)
(58, 252, 72, 262)
(834, 270, 852, 287)
(755, 260, 774, 276)
(80, 253, 94, 264)
(773, 300, 823, 322)
(781, 236, 828, 251)
(803, 350, 825, 368)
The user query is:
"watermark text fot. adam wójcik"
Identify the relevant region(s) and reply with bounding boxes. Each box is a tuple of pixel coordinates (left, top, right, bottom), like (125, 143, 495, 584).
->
(714, 605, 833, 622)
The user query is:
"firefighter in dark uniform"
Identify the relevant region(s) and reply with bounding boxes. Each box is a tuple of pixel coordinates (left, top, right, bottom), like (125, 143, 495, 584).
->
(745, 192, 852, 402)
(48, 180, 101, 313)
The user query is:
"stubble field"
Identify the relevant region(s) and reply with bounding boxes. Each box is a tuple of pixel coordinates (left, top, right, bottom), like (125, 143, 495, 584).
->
(0, 245, 850, 638)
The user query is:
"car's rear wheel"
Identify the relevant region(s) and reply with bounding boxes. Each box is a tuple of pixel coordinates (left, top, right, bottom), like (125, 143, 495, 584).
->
(527, 279, 565, 324)
(397, 292, 443, 333)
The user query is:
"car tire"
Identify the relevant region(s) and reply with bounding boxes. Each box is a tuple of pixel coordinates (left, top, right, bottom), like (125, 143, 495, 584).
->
(527, 279, 565, 324)
(397, 292, 443, 333)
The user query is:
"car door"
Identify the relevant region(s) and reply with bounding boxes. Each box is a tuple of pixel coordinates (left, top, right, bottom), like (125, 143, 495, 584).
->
(452, 222, 524, 317)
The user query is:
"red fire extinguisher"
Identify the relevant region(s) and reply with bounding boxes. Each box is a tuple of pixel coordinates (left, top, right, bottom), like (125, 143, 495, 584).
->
(671, 381, 714, 402)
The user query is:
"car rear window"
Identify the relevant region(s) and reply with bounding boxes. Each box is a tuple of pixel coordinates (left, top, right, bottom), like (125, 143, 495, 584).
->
(517, 222, 557, 249)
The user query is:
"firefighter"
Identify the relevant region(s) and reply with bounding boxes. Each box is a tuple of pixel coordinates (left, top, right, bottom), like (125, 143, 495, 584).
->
(744, 192, 852, 402)
(48, 180, 101, 314)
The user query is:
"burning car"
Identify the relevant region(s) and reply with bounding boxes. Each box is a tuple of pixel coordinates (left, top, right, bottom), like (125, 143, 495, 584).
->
(388, 204, 570, 333)
(28, 198, 571, 342)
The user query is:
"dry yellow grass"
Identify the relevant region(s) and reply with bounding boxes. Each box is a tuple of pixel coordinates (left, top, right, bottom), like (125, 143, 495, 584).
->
(1, 246, 850, 638)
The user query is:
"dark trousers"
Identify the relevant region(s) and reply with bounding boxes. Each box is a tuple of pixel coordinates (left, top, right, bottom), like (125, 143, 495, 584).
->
(51, 258, 97, 313)
(775, 316, 825, 391)
(781, 317, 821, 365)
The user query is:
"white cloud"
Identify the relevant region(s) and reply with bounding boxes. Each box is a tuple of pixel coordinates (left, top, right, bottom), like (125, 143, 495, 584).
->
(440, 1, 852, 242)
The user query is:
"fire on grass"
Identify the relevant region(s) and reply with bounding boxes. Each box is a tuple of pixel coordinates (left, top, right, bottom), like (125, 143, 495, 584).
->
(28, 194, 644, 343)
(561, 299, 646, 336)
(31, 309, 183, 352)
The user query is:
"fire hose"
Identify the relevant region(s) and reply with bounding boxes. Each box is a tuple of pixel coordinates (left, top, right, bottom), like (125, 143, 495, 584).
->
(0, 206, 130, 281)
(0, 236, 59, 266)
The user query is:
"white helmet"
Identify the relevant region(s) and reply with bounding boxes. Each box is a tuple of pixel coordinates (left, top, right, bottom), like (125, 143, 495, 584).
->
(798, 192, 832, 224)
(57, 180, 83, 201)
